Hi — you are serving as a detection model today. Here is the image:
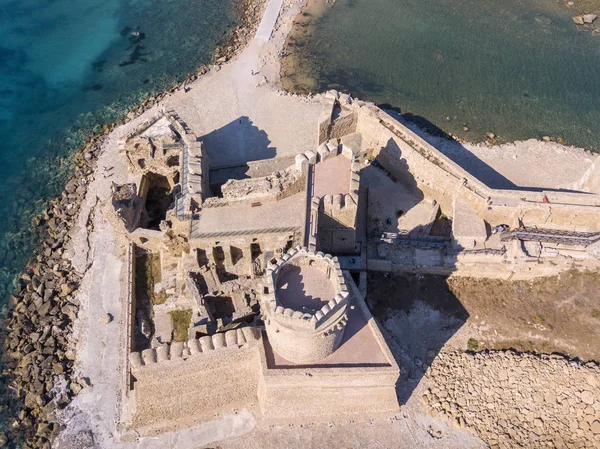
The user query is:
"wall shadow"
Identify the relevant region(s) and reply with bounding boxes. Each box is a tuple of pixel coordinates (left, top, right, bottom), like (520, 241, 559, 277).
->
(200, 116, 277, 169)
(366, 272, 469, 404)
(382, 109, 589, 194)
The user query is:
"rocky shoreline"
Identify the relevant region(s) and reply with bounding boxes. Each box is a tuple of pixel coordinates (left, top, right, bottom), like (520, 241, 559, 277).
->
(0, 0, 266, 447)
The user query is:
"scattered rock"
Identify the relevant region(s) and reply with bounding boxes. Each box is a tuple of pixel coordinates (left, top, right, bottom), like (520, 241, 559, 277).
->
(573, 15, 585, 25)
(99, 313, 113, 325)
(583, 14, 597, 24)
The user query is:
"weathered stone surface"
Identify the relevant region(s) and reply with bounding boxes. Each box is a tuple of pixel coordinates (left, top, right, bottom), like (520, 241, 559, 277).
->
(423, 350, 600, 448)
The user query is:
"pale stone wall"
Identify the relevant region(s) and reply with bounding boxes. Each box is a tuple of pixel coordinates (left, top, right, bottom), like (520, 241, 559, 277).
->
(128, 327, 261, 435)
(355, 105, 600, 232)
(257, 366, 399, 422)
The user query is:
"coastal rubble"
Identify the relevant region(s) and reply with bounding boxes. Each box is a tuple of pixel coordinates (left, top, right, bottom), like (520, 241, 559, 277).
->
(1, 139, 102, 448)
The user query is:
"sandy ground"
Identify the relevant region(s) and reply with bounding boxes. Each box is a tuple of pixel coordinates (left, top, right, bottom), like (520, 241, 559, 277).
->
(398, 116, 600, 193)
(53, 0, 600, 448)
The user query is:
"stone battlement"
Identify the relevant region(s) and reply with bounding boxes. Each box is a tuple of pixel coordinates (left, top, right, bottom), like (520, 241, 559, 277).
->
(263, 246, 351, 363)
(129, 326, 261, 372)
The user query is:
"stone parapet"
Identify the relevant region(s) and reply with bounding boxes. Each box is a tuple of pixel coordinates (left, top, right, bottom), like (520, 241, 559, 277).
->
(130, 326, 261, 372)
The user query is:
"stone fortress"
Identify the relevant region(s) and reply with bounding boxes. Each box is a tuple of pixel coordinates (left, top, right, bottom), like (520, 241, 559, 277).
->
(110, 90, 600, 437)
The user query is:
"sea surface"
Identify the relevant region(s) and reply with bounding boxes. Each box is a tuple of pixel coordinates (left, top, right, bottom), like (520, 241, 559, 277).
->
(283, 0, 600, 149)
(0, 0, 238, 311)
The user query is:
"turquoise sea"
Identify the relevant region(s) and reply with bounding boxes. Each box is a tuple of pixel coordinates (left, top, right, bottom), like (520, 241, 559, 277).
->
(0, 0, 238, 312)
(284, 0, 600, 149)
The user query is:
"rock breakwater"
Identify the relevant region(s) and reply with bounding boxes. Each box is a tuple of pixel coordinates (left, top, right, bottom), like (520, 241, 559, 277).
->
(0, 138, 102, 449)
(423, 350, 600, 448)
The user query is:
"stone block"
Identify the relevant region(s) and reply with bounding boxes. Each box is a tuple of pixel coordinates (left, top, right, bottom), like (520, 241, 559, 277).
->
(295, 153, 309, 170)
(317, 144, 330, 162)
(130, 352, 143, 368)
(304, 151, 317, 165)
(156, 344, 169, 362)
(242, 326, 260, 341)
(188, 339, 201, 355)
(325, 89, 339, 99)
(141, 348, 157, 365)
(326, 141, 338, 155)
(212, 332, 226, 349)
(199, 336, 214, 352)
(170, 342, 184, 359)
(236, 328, 247, 345)
(225, 330, 238, 347)
(339, 93, 352, 105)
(341, 145, 354, 159)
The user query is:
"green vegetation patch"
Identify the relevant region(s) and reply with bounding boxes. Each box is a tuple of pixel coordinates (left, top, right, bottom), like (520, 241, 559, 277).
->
(169, 309, 192, 342)
(467, 338, 479, 351)
(531, 314, 545, 325)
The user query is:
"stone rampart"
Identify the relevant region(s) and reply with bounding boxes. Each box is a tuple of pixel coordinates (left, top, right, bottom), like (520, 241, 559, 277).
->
(166, 110, 211, 217)
(129, 337, 260, 435)
(130, 326, 261, 371)
(346, 99, 600, 232)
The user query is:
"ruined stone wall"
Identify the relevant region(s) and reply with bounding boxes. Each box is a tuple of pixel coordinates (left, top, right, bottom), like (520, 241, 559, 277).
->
(330, 110, 358, 140)
(128, 327, 261, 435)
(204, 166, 305, 208)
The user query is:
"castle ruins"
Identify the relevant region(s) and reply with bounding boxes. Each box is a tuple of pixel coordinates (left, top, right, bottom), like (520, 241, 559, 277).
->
(110, 90, 600, 437)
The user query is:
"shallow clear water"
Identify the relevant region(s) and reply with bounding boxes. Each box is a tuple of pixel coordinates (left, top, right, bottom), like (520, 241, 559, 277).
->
(284, 0, 600, 148)
(0, 0, 237, 306)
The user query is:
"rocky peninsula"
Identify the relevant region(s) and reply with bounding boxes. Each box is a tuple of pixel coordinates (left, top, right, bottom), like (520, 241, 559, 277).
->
(1, 0, 600, 448)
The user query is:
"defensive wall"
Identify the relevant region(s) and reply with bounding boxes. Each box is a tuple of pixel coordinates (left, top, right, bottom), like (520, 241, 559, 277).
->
(297, 130, 362, 254)
(317, 91, 600, 233)
(124, 291, 399, 436)
(128, 327, 262, 435)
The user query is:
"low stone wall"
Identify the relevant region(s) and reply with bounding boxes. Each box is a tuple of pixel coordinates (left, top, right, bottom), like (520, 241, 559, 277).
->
(203, 166, 305, 208)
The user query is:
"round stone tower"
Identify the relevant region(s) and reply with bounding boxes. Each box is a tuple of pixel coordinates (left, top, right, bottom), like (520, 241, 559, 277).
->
(262, 246, 351, 364)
